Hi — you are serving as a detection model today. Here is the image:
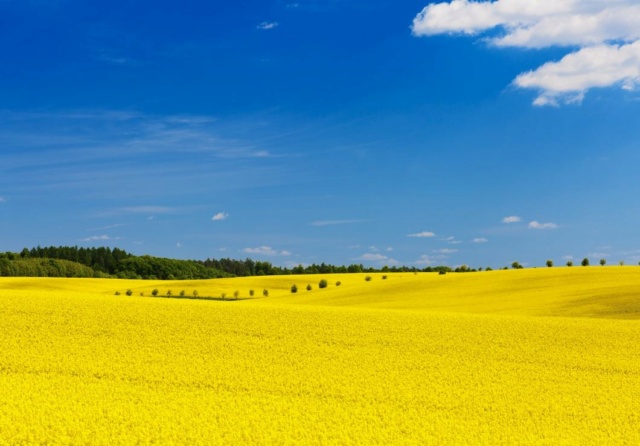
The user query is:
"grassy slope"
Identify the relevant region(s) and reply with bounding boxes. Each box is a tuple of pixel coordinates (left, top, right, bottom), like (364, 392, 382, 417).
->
(2, 268, 640, 444)
(5, 266, 638, 319)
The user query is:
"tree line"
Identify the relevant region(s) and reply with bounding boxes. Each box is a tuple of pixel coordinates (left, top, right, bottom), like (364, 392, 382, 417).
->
(0, 246, 455, 279)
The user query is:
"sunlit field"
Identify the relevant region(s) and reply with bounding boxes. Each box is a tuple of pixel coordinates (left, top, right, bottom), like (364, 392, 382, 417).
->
(2, 268, 640, 444)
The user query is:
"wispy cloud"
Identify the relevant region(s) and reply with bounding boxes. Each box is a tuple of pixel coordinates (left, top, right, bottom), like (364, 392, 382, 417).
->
(118, 206, 176, 214)
(473, 238, 488, 243)
(502, 216, 521, 224)
(354, 252, 398, 264)
(415, 254, 443, 266)
(310, 219, 367, 227)
(408, 231, 436, 238)
(0, 110, 283, 202)
(412, 0, 640, 105)
(242, 246, 291, 256)
(528, 221, 559, 230)
(79, 234, 120, 242)
(435, 248, 458, 254)
(87, 223, 126, 232)
(212, 212, 229, 221)
(0, 196, 6, 203)
(257, 21, 279, 30)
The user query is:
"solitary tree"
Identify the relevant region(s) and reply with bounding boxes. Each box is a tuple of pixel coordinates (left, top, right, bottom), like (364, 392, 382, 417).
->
(249, 289, 255, 297)
(581, 258, 589, 267)
(511, 261, 522, 269)
(151, 289, 159, 296)
(546, 260, 553, 268)
(233, 290, 240, 299)
(291, 284, 298, 293)
(318, 279, 328, 289)
(600, 258, 606, 266)
(566, 261, 573, 267)
(192, 290, 199, 298)
(262, 289, 269, 297)
(306, 284, 312, 291)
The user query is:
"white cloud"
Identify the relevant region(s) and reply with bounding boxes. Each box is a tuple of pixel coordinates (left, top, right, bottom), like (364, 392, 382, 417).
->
(412, 0, 640, 105)
(502, 216, 521, 224)
(357, 253, 388, 261)
(242, 246, 290, 256)
(79, 234, 118, 242)
(435, 248, 458, 254)
(528, 221, 559, 230)
(514, 42, 640, 106)
(212, 212, 228, 221)
(257, 21, 279, 30)
(0, 196, 5, 203)
(473, 238, 489, 243)
(408, 231, 436, 238)
(415, 254, 441, 266)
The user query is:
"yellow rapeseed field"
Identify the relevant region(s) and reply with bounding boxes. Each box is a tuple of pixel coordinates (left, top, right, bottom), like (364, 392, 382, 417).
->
(2, 268, 640, 444)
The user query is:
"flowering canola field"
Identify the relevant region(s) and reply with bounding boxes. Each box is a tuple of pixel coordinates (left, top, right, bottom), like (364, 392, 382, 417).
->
(2, 268, 640, 445)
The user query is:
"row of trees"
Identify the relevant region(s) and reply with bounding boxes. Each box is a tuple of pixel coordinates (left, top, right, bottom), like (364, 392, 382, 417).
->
(1, 246, 456, 279)
(545, 258, 622, 267)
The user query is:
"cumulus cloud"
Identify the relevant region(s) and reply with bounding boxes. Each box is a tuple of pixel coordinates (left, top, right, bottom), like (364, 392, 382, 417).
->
(502, 216, 521, 224)
(528, 221, 559, 230)
(412, 0, 640, 105)
(212, 212, 228, 221)
(408, 231, 436, 238)
(242, 246, 290, 256)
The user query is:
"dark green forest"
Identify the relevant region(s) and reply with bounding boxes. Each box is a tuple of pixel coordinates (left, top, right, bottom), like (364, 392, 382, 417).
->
(0, 246, 454, 279)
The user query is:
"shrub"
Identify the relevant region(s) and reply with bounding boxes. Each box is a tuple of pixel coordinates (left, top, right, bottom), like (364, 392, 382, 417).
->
(581, 258, 589, 267)
(125, 289, 133, 296)
(193, 290, 199, 298)
(439, 270, 446, 275)
(318, 279, 328, 289)
(382, 275, 388, 280)
(546, 260, 553, 268)
(263, 289, 269, 297)
(566, 261, 573, 267)
(365, 276, 372, 282)
(114, 291, 121, 296)
(249, 289, 255, 297)
(336, 281, 342, 286)
(166, 290, 172, 297)
(221, 292, 226, 299)
(179, 290, 185, 297)
(306, 284, 312, 291)
(291, 284, 298, 293)
(151, 289, 159, 296)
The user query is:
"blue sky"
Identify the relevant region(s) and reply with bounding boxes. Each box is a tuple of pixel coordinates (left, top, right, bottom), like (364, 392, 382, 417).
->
(2, 0, 640, 269)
